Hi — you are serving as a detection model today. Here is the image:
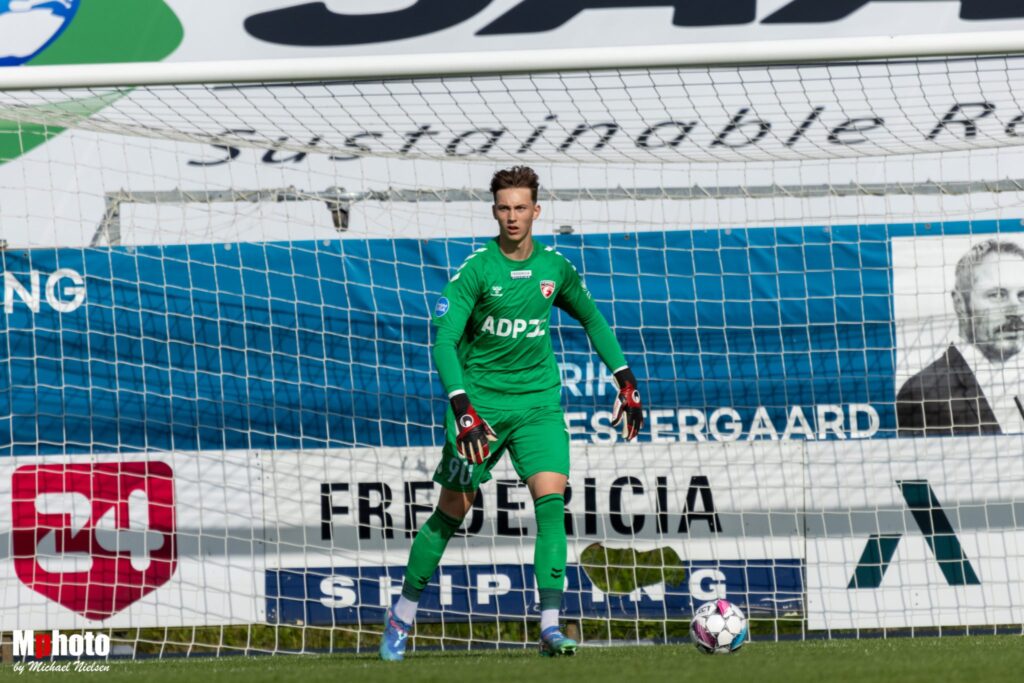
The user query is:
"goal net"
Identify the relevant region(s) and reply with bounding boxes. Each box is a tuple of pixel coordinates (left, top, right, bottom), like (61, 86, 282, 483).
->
(2, 46, 1024, 656)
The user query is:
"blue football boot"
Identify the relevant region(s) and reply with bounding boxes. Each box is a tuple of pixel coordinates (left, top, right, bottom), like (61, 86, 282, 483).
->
(379, 608, 412, 661)
(539, 626, 578, 657)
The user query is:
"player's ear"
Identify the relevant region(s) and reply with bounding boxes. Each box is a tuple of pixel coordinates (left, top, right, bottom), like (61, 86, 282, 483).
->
(491, 203, 499, 220)
(952, 289, 971, 338)
(952, 289, 966, 318)
(533, 202, 541, 219)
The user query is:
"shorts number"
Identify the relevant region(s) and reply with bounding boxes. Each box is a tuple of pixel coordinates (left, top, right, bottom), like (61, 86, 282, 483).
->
(448, 458, 473, 486)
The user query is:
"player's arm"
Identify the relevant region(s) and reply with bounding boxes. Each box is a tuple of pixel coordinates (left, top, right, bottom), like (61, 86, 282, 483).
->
(555, 259, 644, 441)
(431, 254, 497, 463)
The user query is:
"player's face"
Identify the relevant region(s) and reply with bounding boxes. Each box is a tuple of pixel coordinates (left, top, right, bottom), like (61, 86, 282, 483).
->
(959, 252, 1024, 362)
(492, 187, 540, 245)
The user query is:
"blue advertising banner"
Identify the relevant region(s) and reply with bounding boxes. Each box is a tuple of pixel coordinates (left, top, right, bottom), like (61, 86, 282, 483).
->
(3, 218, 1021, 455)
(266, 560, 803, 625)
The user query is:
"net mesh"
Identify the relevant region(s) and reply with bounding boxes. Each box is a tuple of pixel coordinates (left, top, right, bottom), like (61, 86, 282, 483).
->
(1, 55, 1024, 655)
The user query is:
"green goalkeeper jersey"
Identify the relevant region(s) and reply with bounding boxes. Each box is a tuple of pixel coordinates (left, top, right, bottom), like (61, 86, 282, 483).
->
(432, 237, 627, 408)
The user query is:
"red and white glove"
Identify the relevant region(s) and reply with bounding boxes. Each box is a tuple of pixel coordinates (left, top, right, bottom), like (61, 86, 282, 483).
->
(611, 368, 644, 441)
(451, 393, 497, 464)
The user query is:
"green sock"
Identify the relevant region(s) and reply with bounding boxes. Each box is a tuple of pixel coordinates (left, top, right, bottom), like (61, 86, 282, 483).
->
(533, 493, 567, 611)
(401, 508, 463, 601)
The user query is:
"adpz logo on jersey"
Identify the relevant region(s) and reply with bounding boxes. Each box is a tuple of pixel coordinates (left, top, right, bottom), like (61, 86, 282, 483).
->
(540, 280, 556, 299)
(435, 297, 450, 317)
(11, 462, 177, 620)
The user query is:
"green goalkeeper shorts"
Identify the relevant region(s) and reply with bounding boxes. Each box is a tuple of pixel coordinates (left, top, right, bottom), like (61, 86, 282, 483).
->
(433, 402, 570, 492)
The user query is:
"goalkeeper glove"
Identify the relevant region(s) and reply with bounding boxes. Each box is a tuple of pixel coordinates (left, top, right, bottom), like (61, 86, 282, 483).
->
(611, 368, 644, 441)
(450, 393, 497, 464)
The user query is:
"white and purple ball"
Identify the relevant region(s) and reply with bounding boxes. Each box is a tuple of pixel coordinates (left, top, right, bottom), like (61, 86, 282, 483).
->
(689, 599, 748, 655)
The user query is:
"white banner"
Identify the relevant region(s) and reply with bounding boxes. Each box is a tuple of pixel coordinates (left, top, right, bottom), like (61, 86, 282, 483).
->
(8, 1, 1024, 66)
(0, 451, 264, 629)
(262, 441, 806, 569)
(806, 435, 1024, 629)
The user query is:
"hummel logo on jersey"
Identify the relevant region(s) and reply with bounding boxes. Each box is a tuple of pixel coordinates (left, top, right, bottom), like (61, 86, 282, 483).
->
(540, 280, 556, 298)
(511, 270, 532, 280)
(490, 285, 504, 298)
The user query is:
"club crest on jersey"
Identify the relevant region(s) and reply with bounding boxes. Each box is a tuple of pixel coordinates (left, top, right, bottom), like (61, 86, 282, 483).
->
(540, 280, 556, 298)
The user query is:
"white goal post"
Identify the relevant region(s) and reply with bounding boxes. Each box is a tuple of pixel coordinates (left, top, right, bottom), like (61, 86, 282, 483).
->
(2, 34, 1024, 657)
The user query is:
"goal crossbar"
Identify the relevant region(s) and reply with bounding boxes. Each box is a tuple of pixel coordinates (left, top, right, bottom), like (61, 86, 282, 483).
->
(5, 30, 1024, 91)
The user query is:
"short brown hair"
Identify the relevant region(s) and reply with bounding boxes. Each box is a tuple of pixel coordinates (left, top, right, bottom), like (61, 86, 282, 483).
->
(490, 166, 540, 203)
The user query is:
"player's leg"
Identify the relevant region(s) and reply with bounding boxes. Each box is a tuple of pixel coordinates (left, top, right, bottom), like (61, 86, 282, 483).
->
(526, 471, 577, 656)
(380, 486, 473, 662)
(509, 404, 576, 656)
(380, 404, 510, 661)
(396, 487, 475, 622)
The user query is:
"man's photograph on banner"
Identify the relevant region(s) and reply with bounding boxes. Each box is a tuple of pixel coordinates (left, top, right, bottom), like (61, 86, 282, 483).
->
(893, 233, 1024, 437)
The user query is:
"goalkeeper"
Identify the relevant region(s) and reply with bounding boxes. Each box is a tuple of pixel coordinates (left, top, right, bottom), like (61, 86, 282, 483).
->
(380, 166, 644, 660)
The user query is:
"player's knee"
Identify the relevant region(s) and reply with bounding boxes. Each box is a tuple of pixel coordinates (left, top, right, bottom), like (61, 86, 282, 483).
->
(437, 487, 476, 520)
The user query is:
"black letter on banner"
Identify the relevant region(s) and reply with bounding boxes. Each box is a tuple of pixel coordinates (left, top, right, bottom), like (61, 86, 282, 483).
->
(559, 123, 620, 152)
(497, 480, 527, 536)
(404, 481, 435, 537)
(960, 0, 1024, 20)
(563, 483, 574, 536)
(785, 107, 825, 147)
(330, 132, 385, 161)
(446, 129, 507, 156)
(636, 121, 696, 149)
(761, 0, 1016, 23)
(710, 108, 771, 148)
(1007, 113, 1024, 137)
(926, 102, 996, 141)
(678, 475, 722, 533)
(263, 136, 320, 164)
(828, 118, 885, 145)
(320, 482, 349, 540)
(609, 476, 645, 535)
(245, 1, 493, 46)
(457, 491, 485, 537)
(400, 126, 438, 154)
(584, 477, 599, 536)
(188, 128, 255, 167)
(479, 1, 756, 34)
(656, 476, 670, 533)
(358, 482, 394, 539)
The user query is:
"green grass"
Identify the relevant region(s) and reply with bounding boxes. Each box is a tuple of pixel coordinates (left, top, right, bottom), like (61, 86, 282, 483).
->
(4, 637, 1021, 683)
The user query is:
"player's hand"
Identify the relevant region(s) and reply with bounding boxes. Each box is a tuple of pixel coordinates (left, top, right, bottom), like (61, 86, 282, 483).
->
(611, 368, 643, 441)
(451, 393, 497, 464)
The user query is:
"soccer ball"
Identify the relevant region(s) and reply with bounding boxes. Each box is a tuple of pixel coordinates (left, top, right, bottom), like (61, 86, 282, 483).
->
(689, 599, 748, 654)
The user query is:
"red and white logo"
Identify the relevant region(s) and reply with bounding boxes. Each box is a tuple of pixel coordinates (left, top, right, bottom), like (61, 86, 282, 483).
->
(11, 462, 177, 620)
(540, 280, 556, 298)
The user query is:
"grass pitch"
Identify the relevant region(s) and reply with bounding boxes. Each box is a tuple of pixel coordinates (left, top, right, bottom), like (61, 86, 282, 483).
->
(4, 636, 1020, 683)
